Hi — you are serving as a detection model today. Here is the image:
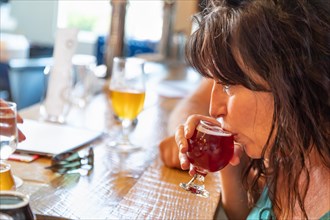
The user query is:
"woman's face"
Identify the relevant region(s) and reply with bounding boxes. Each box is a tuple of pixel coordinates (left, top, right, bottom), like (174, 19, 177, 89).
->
(209, 50, 274, 159)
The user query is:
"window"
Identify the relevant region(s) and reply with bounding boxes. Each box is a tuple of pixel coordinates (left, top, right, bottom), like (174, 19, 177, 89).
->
(57, 0, 163, 57)
(57, 0, 111, 42)
(125, 0, 163, 41)
(57, 0, 163, 42)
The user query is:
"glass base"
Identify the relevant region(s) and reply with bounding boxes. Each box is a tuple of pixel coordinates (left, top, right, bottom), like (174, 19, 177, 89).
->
(179, 173, 210, 198)
(39, 105, 68, 124)
(40, 113, 66, 124)
(0, 163, 23, 190)
(179, 182, 210, 198)
(14, 175, 23, 188)
(107, 140, 141, 153)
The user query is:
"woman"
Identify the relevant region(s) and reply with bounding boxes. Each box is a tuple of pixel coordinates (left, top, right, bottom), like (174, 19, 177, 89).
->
(175, 0, 329, 219)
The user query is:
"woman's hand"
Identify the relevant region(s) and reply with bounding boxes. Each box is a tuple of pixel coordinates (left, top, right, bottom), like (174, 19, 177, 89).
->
(16, 114, 26, 142)
(175, 114, 244, 176)
(0, 99, 26, 142)
(159, 135, 181, 169)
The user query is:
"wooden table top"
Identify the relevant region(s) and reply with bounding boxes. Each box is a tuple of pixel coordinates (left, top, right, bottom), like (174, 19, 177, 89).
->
(8, 67, 222, 219)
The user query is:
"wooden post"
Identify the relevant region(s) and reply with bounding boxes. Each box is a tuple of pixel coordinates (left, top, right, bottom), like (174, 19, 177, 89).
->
(105, 0, 127, 78)
(158, 0, 176, 60)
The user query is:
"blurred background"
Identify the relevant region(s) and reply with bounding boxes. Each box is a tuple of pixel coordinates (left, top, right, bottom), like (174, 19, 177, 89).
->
(0, 0, 204, 110)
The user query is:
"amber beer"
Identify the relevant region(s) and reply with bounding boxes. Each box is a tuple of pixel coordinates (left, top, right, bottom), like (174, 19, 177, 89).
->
(108, 89, 145, 120)
(0, 163, 15, 190)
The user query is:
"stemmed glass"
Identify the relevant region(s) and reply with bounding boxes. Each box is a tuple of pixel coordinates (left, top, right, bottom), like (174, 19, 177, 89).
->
(0, 101, 23, 190)
(106, 57, 146, 153)
(179, 120, 234, 198)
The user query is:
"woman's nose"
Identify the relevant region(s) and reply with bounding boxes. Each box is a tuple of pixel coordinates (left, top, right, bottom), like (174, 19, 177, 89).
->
(209, 82, 228, 118)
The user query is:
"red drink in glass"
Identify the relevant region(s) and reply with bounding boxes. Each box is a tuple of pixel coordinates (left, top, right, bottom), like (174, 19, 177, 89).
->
(180, 120, 234, 198)
(187, 120, 234, 175)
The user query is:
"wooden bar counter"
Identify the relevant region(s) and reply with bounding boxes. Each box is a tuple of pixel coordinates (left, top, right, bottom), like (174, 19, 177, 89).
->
(8, 66, 222, 219)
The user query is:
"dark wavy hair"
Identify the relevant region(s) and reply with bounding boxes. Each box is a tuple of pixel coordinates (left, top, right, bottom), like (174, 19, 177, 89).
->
(186, 0, 330, 218)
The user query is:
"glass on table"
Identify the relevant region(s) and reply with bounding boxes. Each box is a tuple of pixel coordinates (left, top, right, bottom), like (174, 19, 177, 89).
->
(39, 65, 72, 124)
(180, 120, 234, 198)
(106, 57, 146, 153)
(0, 191, 35, 219)
(0, 101, 23, 190)
(70, 54, 97, 108)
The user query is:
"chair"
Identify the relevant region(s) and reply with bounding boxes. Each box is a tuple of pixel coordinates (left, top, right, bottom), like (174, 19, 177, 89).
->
(8, 57, 53, 110)
(0, 62, 11, 101)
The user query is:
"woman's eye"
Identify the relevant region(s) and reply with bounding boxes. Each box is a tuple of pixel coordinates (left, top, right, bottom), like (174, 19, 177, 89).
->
(223, 85, 231, 95)
(215, 81, 233, 95)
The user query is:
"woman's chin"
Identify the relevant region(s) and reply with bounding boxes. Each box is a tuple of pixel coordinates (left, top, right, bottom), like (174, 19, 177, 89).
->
(244, 145, 262, 159)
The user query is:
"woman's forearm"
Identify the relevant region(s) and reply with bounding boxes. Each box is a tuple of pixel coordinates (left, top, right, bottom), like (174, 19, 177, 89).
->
(167, 78, 212, 133)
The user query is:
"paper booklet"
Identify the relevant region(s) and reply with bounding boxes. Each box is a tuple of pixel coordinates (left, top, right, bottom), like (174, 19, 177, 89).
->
(17, 119, 102, 156)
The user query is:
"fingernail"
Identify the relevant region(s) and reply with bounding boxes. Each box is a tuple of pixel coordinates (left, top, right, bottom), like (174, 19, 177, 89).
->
(180, 144, 187, 153)
(180, 160, 187, 170)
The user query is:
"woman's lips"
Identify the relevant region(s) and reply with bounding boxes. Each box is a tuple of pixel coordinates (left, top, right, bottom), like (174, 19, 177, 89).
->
(221, 127, 232, 133)
(222, 127, 241, 144)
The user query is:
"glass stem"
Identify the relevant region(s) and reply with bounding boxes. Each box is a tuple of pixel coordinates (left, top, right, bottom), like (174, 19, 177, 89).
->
(121, 119, 132, 143)
(186, 173, 205, 187)
(187, 174, 198, 186)
(196, 174, 205, 183)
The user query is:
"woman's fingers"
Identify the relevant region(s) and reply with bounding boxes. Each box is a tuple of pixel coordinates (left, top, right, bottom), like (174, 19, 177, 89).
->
(188, 164, 197, 176)
(17, 114, 23, 123)
(18, 130, 26, 142)
(0, 99, 7, 107)
(0, 114, 23, 124)
(0, 100, 25, 143)
(184, 114, 221, 139)
(175, 125, 190, 170)
(0, 127, 26, 142)
(0, 127, 15, 136)
(159, 136, 181, 168)
(184, 115, 205, 138)
(179, 153, 189, 170)
(175, 125, 188, 153)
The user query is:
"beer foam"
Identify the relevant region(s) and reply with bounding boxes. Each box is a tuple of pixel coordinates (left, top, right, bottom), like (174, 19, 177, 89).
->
(196, 123, 232, 136)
